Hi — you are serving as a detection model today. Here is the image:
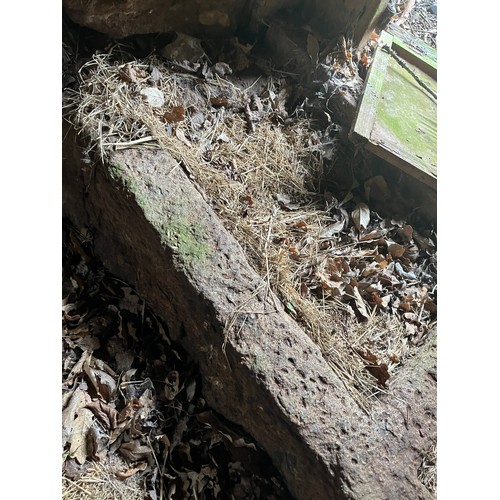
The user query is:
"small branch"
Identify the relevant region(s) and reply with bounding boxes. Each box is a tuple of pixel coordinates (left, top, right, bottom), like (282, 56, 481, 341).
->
(381, 44, 437, 100)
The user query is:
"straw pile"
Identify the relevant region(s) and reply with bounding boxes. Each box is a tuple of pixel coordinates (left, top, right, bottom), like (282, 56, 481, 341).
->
(63, 44, 436, 414)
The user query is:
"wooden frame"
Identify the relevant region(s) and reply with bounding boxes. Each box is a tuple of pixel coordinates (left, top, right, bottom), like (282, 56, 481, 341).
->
(350, 30, 437, 190)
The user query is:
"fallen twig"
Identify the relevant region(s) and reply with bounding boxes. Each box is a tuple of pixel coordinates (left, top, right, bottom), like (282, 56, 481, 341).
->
(381, 43, 437, 100)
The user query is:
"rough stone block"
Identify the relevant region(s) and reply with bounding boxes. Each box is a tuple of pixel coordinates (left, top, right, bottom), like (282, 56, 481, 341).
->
(63, 124, 435, 500)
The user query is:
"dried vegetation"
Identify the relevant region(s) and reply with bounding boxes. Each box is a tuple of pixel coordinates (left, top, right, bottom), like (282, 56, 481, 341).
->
(63, 4, 438, 494)
(64, 40, 436, 411)
(62, 222, 291, 499)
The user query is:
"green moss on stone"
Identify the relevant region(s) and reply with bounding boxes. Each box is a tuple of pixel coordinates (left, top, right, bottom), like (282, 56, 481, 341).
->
(161, 215, 211, 265)
(106, 160, 211, 267)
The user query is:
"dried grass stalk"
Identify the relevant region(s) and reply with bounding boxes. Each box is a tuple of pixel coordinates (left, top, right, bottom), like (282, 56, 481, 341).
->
(64, 48, 429, 413)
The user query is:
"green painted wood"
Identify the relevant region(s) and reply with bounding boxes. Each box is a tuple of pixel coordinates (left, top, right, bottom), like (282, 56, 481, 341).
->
(349, 29, 437, 190)
(386, 24, 436, 80)
(350, 30, 393, 143)
(387, 24, 437, 70)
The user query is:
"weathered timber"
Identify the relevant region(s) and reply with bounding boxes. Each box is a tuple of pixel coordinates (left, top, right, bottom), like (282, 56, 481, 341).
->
(350, 30, 437, 190)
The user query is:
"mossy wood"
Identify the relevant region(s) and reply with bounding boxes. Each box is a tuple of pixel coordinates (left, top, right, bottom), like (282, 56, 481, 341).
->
(386, 24, 437, 79)
(350, 30, 437, 190)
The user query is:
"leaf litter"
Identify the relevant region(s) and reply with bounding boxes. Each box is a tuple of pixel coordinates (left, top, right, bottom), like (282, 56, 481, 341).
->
(62, 222, 291, 499)
(63, 5, 439, 494)
(63, 30, 436, 415)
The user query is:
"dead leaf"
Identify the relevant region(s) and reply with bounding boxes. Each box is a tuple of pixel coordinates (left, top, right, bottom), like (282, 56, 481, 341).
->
(121, 368, 138, 384)
(116, 461, 148, 480)
(397, 224, 414, 243)
(149, 65, 162, 84)
(389, 353, 400, 364)
(326, 256, 350, 278)
(163, 106, 185, 123)
(93, 369, 117, 401)
(424, 299, 437, 314)
(86, 422, 108, 461)
(62, 387, 91, 446)
(371, 292, 391, 308)
(216, 132, 231, 142)
(86, 400, 119, 430)
(69, 408, 94, 464)
(405, 322, 418, 336)
(250, 94, 263, 113)
(119, 441, 153, 461)
(395, 262, 417, 280)
(188, 109, 206, 130)
(203, 62, 232, 79)
(175, 128, 192, 147)
(63, 458, 89, 481)
(320, 221, 345, 238)
(365, 363, 390, 387)
(270, 87, 289, 118)
(240, 195, 253, 206)
(404, 244, 420, 262)
(210, 97, 229, 107)
(140, 87, 164, 108)
(352, 286, 370, 319)
(244, 102, 256, 133)
(185, 380, 196, 402)
(276, 194, 300, 211)
(318, 275, 344, 297)
(375, 254, 389, 269)
(233, 437, 257, 450)
(83, 361, 103, 400)
(355, 348, 378, 364)
(359, 228, 387, 241)
(118, 63, 147, 83)
(413, 230, 435, 252)
(291, 221, 308, 231)
(388, 243, 405, 258)
(64, 350, 91, 388)
(306, 33, 319, 62)
(352, 203, 370, 231)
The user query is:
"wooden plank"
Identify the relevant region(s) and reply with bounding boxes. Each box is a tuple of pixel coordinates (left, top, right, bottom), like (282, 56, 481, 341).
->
(370, 52, 437, 186)
(350, 30, 393, 143)
(386, 24, 436, 78)
(349, 29, 437, 191)
(386, 24, 437, 65)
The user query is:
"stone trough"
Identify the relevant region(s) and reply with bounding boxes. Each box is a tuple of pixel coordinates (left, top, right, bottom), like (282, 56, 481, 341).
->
(63, 122, 436, 500)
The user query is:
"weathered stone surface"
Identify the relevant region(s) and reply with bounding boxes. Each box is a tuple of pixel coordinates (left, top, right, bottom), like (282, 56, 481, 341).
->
(63, 0, 248, 39)
(63, 0, 389, 46)
(63, 123, 435, 500)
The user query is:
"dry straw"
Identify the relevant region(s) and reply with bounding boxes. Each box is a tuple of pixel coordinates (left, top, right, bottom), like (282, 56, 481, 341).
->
(62, 454, 146, 500)
(64, 46, 423, 415)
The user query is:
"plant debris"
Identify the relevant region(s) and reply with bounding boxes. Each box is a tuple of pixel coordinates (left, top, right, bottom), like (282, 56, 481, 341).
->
(62, 221, 291, 499)
(63, 25, 436, 414)
(63, 4, 438, 494)
(392, 0, 437, 48)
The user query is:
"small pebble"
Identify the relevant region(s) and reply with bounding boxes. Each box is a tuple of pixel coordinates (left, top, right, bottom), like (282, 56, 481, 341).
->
(428, 3, 437, 15)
